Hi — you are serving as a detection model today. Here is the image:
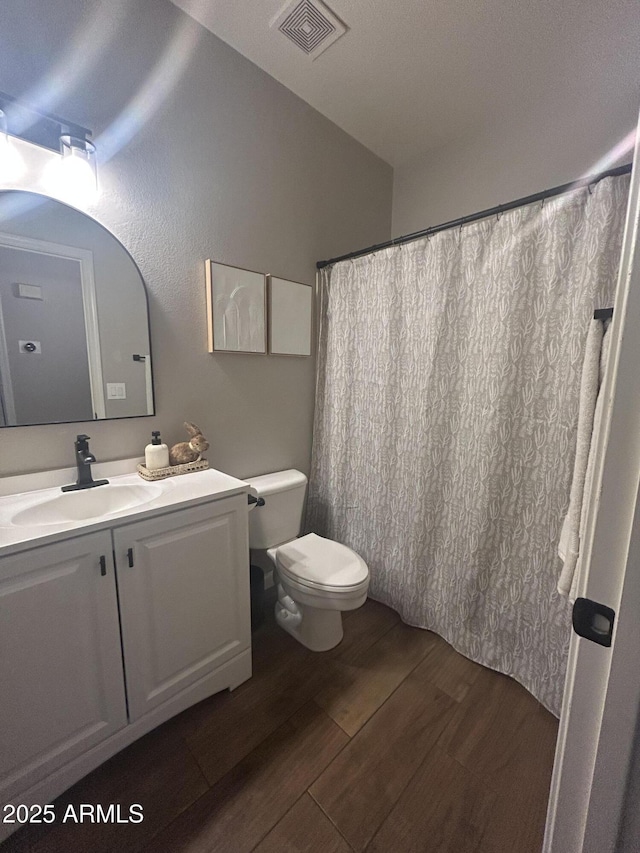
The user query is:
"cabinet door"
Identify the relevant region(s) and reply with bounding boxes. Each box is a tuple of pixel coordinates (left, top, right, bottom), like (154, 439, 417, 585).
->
(114, 496, 250, 720)
(0, 532, 127, 802)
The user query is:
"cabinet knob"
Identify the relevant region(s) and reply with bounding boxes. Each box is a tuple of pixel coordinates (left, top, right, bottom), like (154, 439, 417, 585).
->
(127, 548, 134, 568)
(99, 555, 107, 576)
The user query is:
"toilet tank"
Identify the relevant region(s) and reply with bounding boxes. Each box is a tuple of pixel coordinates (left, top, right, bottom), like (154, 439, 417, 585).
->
(245, 469, 308, 549)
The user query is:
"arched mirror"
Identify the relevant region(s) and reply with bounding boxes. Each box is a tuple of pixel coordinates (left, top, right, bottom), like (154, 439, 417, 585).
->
(0, 191, 154, 426)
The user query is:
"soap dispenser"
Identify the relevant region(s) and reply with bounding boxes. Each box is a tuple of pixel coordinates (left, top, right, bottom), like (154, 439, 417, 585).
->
(145, 430, 169, 471)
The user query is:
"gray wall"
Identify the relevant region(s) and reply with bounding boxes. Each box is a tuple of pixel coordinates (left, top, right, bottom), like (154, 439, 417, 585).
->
(392, 103, 638, 236)
(0, 0, 392, 478)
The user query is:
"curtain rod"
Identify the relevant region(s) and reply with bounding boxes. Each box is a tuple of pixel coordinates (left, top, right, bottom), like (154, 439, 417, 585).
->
(316, 163, 633, 270)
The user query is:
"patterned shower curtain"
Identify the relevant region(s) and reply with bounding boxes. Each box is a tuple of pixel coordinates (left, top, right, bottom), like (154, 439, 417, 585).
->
(307, 175, 629, 715)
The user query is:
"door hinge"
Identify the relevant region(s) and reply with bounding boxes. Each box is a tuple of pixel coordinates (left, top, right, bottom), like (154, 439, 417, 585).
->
(572, 597, 616, 647)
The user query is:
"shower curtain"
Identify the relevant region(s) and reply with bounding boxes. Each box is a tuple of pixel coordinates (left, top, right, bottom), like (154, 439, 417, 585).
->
(307, 175, 629, 715)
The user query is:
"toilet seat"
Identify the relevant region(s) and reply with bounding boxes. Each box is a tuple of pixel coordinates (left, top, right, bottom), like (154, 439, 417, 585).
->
(275, 532, 368, 593)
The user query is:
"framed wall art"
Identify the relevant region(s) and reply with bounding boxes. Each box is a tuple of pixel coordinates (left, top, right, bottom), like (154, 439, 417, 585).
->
(268, 276, 313, 357)
(205, 260, 267, 354)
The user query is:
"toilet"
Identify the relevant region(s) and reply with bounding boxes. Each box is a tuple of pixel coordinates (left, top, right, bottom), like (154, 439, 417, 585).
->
(246, 469, 369, 651)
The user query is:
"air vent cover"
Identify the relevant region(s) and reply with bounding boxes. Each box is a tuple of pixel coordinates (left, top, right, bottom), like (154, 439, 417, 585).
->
(272, 0, 347, 60)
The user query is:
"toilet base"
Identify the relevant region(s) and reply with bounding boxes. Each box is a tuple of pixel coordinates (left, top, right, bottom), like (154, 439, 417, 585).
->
(275, 585, 344, 651)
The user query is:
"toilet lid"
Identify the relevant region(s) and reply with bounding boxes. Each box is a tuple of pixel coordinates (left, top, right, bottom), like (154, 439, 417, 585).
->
(276, 533, 368, 590)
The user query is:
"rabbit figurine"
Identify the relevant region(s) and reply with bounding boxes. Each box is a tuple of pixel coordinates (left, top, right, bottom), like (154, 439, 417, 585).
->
(169, 422, 210, 466)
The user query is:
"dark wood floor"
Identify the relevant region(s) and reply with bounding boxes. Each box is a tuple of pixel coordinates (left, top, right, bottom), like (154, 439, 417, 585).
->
(3, 594, 558, 853)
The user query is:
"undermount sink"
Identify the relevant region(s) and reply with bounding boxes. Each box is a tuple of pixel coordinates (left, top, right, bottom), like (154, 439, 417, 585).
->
(11, 482, 163, 527)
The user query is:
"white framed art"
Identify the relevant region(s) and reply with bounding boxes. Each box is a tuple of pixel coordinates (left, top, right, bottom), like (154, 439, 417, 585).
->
(268, 276, 313, 356)
(205, 260, 267, 354)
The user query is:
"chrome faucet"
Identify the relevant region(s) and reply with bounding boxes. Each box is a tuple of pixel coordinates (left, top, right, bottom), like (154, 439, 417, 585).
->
(61, 434, 109, 492)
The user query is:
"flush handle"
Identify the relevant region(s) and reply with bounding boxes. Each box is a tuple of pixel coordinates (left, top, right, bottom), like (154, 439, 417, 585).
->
(572, 597, 615, 647)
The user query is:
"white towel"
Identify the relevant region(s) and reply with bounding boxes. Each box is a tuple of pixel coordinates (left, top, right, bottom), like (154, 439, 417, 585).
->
(558, 318, 611, 599)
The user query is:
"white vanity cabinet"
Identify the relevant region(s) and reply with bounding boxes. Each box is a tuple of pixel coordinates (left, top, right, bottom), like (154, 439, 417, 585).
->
(0, 531, 128, 804)
(0, 481, 251, 840)
(114, 497, 251, 720)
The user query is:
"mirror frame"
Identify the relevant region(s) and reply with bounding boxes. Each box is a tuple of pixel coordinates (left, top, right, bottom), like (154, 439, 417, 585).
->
(0, 190, 155, 427)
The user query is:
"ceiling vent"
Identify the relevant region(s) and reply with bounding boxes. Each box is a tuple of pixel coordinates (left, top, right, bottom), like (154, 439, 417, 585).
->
(272, 0, 347, 60)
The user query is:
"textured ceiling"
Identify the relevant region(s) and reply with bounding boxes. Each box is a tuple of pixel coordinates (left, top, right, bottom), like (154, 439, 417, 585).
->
(169, 0, 640, 167)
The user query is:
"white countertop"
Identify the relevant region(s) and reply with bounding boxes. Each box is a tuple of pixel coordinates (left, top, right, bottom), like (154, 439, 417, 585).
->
(0, 459, 249, 557)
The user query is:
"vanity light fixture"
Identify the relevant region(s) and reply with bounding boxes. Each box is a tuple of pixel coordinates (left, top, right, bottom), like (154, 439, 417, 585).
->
(47, 134, 98, 207)
(0, 91, 98, 205)
(0, 109, 25, 183)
